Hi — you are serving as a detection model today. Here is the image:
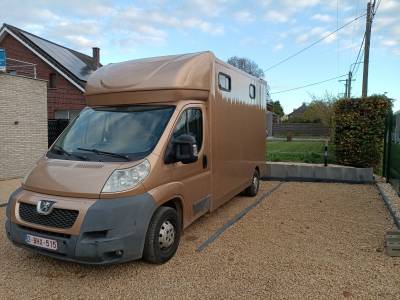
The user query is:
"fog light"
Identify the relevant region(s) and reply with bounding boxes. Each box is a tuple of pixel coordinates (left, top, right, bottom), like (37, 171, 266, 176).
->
(115, 250, 123, 257)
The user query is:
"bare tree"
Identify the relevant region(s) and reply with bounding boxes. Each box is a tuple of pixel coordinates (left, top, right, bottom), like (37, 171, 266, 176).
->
(227, 56, 265, 79)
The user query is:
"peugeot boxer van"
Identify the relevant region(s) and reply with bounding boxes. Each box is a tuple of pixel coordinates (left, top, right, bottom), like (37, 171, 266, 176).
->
(5, 51, 267, 264)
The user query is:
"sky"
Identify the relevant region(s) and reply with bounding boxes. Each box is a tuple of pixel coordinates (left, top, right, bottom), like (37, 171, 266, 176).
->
(1, 0, 399, 114)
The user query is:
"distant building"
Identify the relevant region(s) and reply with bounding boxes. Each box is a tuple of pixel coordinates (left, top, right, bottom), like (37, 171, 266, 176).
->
(0, 23, 101, 120)
(287, 103, 307, 121)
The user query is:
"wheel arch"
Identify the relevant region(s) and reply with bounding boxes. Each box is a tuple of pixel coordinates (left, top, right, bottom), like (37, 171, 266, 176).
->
(160, 197, 184, 229)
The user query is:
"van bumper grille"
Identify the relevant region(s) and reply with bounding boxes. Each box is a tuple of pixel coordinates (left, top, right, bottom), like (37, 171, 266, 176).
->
(19, 202, 79, 229)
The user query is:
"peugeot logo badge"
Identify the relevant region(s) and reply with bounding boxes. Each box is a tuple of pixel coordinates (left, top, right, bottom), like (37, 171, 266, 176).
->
(37, 200, 56, 215)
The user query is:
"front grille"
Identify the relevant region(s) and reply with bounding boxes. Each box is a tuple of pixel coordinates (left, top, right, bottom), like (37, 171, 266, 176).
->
(19, 202, 79, 229)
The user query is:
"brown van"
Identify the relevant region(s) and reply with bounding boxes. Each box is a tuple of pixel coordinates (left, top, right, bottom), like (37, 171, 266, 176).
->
(5, 51, 267, 264)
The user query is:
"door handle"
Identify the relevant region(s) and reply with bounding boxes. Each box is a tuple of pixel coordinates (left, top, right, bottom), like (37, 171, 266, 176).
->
(202, 155, 208, 169)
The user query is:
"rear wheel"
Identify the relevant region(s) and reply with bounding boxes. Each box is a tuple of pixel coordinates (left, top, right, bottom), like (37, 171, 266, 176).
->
(143, 206, 181, 264)
(243, 169, 260, 197)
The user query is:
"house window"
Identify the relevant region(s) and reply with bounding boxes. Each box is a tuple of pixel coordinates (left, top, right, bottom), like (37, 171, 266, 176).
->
(55, 110, 80, 120)
(249, 84, 256, 99)
(49, 73, 57, 88)
(218, 72, 231, 92)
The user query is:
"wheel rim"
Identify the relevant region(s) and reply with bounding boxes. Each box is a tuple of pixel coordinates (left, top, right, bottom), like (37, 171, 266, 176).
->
(158, 220, 175, 249)
(253, 174, 259, 190)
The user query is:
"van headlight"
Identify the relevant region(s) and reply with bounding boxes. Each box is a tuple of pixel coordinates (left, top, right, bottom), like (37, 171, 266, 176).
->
(102, 160, 150, 193)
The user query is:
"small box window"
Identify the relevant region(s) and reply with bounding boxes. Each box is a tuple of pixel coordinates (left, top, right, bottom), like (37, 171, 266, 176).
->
(249, 84, 256, 99)
(218, 73, 231, 92)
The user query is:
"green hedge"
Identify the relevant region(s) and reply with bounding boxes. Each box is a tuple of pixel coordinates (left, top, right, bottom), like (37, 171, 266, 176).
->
(334, 95, 392, 170)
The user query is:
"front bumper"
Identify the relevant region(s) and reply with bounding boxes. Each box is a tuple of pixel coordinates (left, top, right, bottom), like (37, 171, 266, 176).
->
(5, 192, 157, 265)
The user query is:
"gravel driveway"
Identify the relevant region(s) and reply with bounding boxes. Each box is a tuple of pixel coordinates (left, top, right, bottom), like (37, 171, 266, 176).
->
(0, 181, 399, 299)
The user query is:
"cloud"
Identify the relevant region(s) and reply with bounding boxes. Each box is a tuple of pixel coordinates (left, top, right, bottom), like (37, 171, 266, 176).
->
(65, 35, 95, 48)
(181, 18, 224, 35)
(296, 33, 309, 44)
(273, 43, 284, 51)
(0, 0, 399, 62)
(114, 5, 224, 36)
(393, 26, 400, 36)
(188, 0, 228, 17)
(262, 0, 322, 24)
(233, 10, 255, 23)
(260, 0, 321, 10)
(382, 39, 398, 47)
(0, 0, 226, 53)
(311, 14, 333, 22)
(295, 27, 326, 44)
(323, 32, 337, 44)
(265, 11, 289, 23)
(380, 0, 400, 12)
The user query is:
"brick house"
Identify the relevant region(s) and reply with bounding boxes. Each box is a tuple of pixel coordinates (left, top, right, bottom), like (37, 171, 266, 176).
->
(287, 103, 308, 121)
(0, 23, 101, 120)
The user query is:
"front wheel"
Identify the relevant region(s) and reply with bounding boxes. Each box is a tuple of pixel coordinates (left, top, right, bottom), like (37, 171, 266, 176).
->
(243, 170, 260, 197)
(143, 206, 181, 264)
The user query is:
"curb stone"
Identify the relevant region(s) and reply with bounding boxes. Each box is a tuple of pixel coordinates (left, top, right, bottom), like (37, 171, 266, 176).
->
(376, 183, 400, 229)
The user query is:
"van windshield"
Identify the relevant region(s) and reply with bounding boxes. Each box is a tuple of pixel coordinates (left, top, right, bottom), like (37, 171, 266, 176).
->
(48, 105, 175, 162)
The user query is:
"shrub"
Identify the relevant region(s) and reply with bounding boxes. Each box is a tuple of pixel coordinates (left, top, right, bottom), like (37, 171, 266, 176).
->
(334, 95, 392, 170)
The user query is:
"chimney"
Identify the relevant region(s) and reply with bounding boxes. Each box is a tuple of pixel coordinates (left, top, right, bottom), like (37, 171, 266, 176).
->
(92, 47, 100, 70)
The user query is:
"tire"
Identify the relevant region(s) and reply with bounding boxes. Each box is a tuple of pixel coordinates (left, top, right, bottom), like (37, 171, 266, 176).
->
(243, 169, 260, 197)
(143, 206, 181, 264)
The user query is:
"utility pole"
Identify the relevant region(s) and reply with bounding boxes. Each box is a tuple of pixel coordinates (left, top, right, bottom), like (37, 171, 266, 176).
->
(339, 78, 348, 98)
(362, 0, 375, 98)
(347, 71, 353, 98)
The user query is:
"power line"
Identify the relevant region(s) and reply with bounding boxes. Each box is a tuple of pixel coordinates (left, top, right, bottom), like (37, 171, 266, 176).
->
(351, 32, 366, 74)
(353, 52, 364, 77)
(265, 12, 367, 72)
(270, 74, 347, 95)
(373, 0, 382, 16)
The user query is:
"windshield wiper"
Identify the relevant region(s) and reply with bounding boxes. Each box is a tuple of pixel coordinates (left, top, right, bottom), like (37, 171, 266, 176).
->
(77, 147, 130, 161)
(52, 145, 87, 161)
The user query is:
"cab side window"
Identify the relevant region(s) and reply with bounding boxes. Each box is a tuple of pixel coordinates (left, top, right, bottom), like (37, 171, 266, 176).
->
(166, 108, 203, 164)
(172, 108, 203, 150)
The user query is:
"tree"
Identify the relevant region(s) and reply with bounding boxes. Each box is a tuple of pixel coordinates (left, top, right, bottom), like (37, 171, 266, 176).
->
(227, 56, 265, 78)
(303, 93, 337, 127)
(270, 100, 284, 117)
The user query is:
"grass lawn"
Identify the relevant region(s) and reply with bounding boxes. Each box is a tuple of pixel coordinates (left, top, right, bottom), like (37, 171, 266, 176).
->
(266, 140, 336, 164)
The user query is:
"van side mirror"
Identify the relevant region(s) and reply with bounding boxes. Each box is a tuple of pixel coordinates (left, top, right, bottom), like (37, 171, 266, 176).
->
(172, 134, 198, 164)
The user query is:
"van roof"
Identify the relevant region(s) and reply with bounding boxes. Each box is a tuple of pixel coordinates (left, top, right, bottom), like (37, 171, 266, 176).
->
(85, 51, 215, 97)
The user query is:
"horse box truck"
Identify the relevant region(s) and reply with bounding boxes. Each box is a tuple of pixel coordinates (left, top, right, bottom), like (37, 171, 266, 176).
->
(5, 51, 267, 264)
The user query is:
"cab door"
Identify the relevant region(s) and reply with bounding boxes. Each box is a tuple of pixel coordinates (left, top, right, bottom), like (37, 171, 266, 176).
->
(166, 103, 211, 226)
